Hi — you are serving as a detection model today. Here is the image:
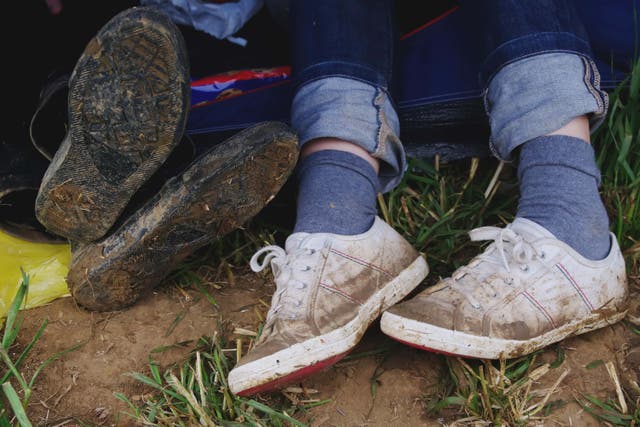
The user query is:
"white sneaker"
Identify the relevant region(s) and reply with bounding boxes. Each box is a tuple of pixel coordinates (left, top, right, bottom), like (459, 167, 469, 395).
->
(380, 218, 628, 359)
(228, 217, 429, 395)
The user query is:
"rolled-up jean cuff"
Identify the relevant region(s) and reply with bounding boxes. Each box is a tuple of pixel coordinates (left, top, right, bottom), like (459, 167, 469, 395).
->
(479, 32, 593, 88)
(292, 62, 389, 92)
(485, 52, 609, 160)
(291, 76, 406, 193)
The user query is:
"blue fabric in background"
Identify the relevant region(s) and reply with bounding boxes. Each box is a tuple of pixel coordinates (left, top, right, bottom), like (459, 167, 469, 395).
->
(185, 0, 638, 155)
(396, 0, 637, 109)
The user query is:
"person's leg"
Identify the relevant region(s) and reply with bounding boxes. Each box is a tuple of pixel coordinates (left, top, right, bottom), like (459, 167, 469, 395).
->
(228, 0, 428, 396)
(487, 51, 610, 260)
(478, 1, 609, 261)
(380, 0, 628, 359)
(289, 0, 404, 235)
(518, 120, 610, 261)
(293, 141, 379, 235)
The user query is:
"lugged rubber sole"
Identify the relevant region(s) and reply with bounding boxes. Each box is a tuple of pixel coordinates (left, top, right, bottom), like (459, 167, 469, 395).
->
(35, 6, 190, 242)
(67, 121, 299, 312)
(228, 254, 429, 396)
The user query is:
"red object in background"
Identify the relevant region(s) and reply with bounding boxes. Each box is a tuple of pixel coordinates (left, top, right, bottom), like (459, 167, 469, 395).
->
(190, 66, 291, 109)
(45, 0, 63, 15)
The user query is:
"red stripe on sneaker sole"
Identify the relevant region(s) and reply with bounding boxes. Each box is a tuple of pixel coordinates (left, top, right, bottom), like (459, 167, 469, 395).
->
(234, 351, 351, 396)
(388, 336, 475, 358)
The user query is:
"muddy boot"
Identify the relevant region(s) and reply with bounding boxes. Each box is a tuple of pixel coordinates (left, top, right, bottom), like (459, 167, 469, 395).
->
(67, 121, 299, 312)
(35, 6, 190, 243)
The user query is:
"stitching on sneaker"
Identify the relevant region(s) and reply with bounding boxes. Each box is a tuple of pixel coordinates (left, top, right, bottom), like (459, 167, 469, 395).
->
(555, 263, 595, 310)
(319, 281, 363, 304)
(522, 290, 557, 328)
(329, 248, 393, 277)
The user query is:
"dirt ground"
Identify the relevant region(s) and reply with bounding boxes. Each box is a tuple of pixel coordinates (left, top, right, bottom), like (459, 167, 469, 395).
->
(14, 266, 640, 427)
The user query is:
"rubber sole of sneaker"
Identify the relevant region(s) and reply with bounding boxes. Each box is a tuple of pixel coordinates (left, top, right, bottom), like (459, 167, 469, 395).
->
(35, 6, 190, 242)
(380, 306, 628, 359)
(66, 121, 298, 312)
(228, 254, 429, 396)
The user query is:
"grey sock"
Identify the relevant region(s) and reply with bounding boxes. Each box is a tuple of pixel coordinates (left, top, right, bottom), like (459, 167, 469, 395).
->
(517, 135, 611, 260)
(294, 150, 379, 235)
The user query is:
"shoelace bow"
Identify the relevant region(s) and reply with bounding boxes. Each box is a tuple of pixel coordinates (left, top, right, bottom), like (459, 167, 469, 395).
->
(448, 225, 543, 309)
(250, 244, 318, 329)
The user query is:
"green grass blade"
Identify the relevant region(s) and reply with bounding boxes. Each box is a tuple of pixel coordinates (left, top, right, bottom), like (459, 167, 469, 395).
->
(149, 356, 162, 385)
(0, 321, 48, 385)
(2, 271, 29, 349)
(427, 395, 467, 414)
(125, 372, 186, 403)
(28, 340, 85, 389)
(0, 348, 30, 401)
(113, 392, 141, 419)
(630, 60, 640, 99)
(2, 382, 32, 427)
(246, 400, 307, 427)
(585, 360, 604, 370)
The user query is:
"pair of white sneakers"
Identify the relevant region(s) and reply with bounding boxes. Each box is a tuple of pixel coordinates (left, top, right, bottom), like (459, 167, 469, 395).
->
(228, 216, 628, 396)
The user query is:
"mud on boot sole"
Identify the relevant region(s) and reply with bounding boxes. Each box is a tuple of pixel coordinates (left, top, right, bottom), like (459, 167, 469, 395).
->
(35, 6, 190, 242)
(67, 121, 299, 312)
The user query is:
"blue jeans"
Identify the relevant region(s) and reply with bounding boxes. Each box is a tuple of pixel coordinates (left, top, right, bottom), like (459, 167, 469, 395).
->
(290, 0, 608, 192)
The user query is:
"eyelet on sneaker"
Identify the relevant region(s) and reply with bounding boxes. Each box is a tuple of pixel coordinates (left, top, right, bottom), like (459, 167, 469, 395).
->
(521, 264, 530, 272)
(306, 248, 316, 255)
(539, 251, 546, 260)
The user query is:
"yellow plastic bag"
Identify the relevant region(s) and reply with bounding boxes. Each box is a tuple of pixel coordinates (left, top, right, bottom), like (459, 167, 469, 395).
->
(0, 230, 70, 318)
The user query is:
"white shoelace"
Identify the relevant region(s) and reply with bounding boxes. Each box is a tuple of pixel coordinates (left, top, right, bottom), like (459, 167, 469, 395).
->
(250, 243, 319, 328)
(448, 225, 543, 309)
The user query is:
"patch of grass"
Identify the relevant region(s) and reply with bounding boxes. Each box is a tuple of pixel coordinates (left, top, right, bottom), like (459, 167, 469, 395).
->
(578, 394, 640, 426)
(0, 269, 83, 426)
(594, 60, 640, 268)
(165, 219, 287, 303)
(380, 156, 518, 280)
(116, 330, 328, 426)
(577, 360, 640, 426)
(424, 351, 569, 426)
(579, 59, 640, 423)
